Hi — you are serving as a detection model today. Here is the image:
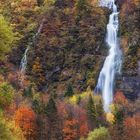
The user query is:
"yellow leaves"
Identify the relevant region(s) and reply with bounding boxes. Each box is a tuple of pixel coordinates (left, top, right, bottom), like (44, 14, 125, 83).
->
(66, 87, 102, 105)
(0, 111, 25, 140)
(133, 0, 140, 6)
(67, 87, 91, 105)
(11, 2, 18, 8)
(106, 112, 115, 124)
(32, 57, 42, 73)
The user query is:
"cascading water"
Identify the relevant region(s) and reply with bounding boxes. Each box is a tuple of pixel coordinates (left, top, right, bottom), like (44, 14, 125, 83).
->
(95, 0, 122, 112)
(20, 19, 45, 82)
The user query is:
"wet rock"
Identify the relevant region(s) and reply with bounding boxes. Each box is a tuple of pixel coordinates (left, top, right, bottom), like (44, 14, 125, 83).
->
(117, 76, 140, 100)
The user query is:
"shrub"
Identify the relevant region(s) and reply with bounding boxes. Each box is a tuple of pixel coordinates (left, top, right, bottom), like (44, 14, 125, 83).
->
(0, 15, 16, 60)
(87, 127, 111, 140)
(0, 82, 14, 108)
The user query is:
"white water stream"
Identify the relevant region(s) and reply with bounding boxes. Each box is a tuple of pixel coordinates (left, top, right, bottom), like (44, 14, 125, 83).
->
(95, 0, 122, 112)
(20, 19, 45, 77)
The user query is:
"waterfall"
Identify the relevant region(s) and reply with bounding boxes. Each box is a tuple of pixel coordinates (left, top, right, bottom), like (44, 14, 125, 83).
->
(95, 0, 122, 112)
(20, 19, 45, 81)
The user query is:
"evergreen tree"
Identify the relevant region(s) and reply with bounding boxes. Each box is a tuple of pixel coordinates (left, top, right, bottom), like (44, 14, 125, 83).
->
(87, 94, 96, 120)
(96, 98, 105, 126)
(64, 84, 74, 97)
(111, 106, 125, 140)
(44, 97, 63, 140)
(87, 94, 96, 129)
(32, 99, 41, 114)
(44, 97, 57, 117)
(23, 85, 33, 98)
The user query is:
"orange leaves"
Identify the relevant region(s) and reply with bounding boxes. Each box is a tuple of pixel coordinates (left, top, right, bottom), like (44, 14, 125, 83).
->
(57, 101, 89, 139)
(14, 106, 37, 139)
(114, 91, 128, 106)
(124, 113, 140, 140)
(79, 123, 89, 138)
(32, 57, 43, 74)
(63, 119, 79, 140)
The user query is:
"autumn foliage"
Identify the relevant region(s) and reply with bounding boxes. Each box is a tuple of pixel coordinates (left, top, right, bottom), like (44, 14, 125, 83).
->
(0, 0, 140, 140)
(63, 119, 79, 140)
(124, 113, 140, 140)
(14, 106, 37, 139)
(114, 91, 128, 106)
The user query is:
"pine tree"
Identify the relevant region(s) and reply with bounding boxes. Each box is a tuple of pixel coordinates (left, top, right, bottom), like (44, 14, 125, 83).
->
(87, 94, 96, 130)
(23, 85, 33, 98)
(111, 106, 125, 140)
(64, 84, 74, 97)
(96, 98, 105, 126)
(44, 97, 63, 140)
(44, 97, 57, 117)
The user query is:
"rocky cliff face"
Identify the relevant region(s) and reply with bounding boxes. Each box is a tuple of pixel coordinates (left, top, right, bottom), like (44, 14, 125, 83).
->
(116, 0, 140, 100)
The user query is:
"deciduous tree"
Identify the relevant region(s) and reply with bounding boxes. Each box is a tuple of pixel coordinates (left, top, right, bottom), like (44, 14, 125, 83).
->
(0, 15, 16, 60)
(63, 119, 79, 140)
(14, 107, 37, 140)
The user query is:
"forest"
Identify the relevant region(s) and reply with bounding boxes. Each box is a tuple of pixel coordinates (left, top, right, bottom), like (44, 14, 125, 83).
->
(0, 0, 140, 140)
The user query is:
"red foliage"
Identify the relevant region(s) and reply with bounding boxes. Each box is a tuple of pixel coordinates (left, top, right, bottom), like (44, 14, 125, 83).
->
(57, 101, 68, 119)
(114, 91, 128, 106)
(63, 119, 79, 140)
(73, 106, 89, 137)
(79, 123, 89, 138)
(15, 106, 37, 139)
(124, 113, 140, 140)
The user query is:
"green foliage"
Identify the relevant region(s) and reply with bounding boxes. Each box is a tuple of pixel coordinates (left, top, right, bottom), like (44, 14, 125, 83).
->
(0, 82, 14, 108)
(113, 105, 125, 124)
(32, 92, 42, 113)
(0, 111, 23, 140)
(67, 90, 89, 105)
(43, 0, 55, 11)
(87, 127, 111, 140)
(37, 0, 45, 6)
(32, 99, 41, 113)
(0, 15, 16, 60)
(44, 97, 57, 117)
(76, 0, 90, 12)
(75, 0, 91, 20)
(23, 85, 33, 98)
(64, 84, 74, 97)
(87, 94, 96, 121)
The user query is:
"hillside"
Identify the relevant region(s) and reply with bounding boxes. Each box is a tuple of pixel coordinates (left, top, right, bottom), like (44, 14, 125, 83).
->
(0, 0, 140, 140)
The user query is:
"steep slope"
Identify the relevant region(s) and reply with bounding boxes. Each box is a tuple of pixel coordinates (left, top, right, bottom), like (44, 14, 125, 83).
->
(24, 0, 109, 94)
(116, 0, 140, 100)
